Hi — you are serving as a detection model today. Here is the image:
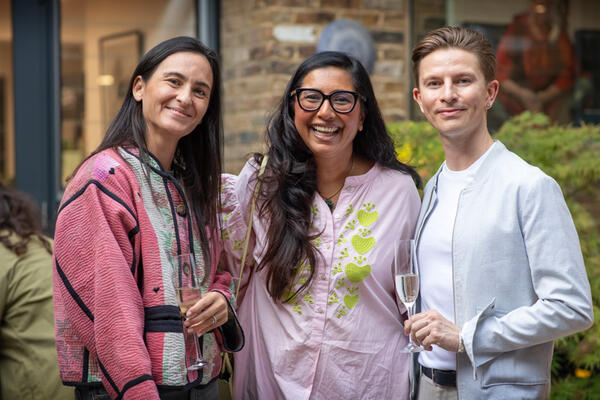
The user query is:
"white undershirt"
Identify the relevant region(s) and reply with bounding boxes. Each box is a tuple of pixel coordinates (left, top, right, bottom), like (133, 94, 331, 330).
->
(417, 142, 495, 371)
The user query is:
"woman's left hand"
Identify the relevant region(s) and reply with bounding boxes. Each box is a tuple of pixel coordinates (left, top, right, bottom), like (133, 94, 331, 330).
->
(183, 291, 229, 336)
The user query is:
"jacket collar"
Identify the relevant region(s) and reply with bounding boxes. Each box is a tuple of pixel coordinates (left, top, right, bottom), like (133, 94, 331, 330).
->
(430, 140, 507, 192)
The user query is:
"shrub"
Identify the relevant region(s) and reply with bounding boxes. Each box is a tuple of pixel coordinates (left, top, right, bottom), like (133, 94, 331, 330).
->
(388, 112, 600, 398)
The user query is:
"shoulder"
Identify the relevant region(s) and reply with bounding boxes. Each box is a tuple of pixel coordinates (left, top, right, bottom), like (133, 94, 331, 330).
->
(0, 232, 19, 277)
(220, 158, 260, 215)
(236, 157, 262, 196)
(59, 148, 138, 215)
(66, 149, 131, 191)
(0, 232, 51, 279)
(489, 144, 562, 201)
(496, 145, 552, 184)
(374, 163, 417, 187)
(369, 163, 421, 204)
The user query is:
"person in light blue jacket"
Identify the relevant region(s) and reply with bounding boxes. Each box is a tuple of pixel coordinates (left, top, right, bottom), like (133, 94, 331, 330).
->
(405, 26, 593, 400)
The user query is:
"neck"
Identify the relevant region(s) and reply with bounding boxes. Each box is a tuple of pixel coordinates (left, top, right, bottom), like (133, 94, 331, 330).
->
(441, 129, 494, 171)
(146, 135, 178, 171)
(315, 153, 354, 192)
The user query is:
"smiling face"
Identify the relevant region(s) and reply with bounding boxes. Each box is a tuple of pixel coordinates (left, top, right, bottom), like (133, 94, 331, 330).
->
(132, 51, 213, 165)
(413, 48, 498, 144)
(293, 67, 365, 162)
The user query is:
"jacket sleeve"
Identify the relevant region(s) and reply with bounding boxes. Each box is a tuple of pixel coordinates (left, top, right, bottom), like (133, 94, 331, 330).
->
(54, 178, 159, 400)
(209, 237, 244, 353)
(462, 174, 594, 368)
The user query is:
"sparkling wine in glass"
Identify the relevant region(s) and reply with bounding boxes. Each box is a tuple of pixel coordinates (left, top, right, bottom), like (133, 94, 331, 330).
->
(171, 253, 208, 370)
(394, 239, 423, 353)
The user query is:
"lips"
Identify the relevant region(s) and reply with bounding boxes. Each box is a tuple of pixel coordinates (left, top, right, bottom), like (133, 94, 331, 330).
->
(436, 107, 465, 116)
(166, 106, 192, 118)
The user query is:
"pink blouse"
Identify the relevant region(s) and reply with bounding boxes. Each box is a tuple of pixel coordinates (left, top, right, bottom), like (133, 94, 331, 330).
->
(221, 160, 421, 400)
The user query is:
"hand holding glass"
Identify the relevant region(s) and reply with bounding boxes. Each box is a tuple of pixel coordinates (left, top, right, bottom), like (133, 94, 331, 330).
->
(171, 253, 208, 370)
(394, 239, 423, 353)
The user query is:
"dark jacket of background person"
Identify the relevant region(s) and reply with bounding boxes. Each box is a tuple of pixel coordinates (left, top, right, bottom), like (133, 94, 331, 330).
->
(0, 185, 72, 400)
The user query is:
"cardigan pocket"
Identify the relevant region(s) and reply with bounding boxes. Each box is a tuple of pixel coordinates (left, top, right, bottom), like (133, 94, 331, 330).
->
(479, 341, 551, 388)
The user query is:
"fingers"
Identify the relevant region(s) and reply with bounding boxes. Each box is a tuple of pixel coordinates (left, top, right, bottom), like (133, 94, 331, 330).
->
(183, 292, 228, 335)
(405, 309, 460, 352)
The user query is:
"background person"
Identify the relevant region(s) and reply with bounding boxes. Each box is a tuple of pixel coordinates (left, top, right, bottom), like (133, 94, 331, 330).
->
(218, 51, 422, 399)
(0, 184, 72, 400)
(53, 36, 243, 400)
(407, 26, 593, 399)
(496, 0, 575, 123)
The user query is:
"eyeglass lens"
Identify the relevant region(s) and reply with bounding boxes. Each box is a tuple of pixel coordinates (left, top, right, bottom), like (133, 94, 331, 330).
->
(298, 90, 356, 113)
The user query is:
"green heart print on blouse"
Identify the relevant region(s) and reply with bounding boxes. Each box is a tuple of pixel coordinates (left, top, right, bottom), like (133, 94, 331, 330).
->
(351, 235, 375, 255)
(345, 263, 371, 283)
(357, 209, 379, 227)
(343, 294, 359, 309)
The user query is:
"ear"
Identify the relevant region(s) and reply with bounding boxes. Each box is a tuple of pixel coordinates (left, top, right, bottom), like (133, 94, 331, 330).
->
(132, 76, 144, 102)
(486, 79, 500, 109)
(359, 109, 365, 132)
(412, 87, 425, 114)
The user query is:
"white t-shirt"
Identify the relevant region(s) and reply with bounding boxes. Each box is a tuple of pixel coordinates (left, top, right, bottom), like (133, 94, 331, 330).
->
(417, 143, 495, 371)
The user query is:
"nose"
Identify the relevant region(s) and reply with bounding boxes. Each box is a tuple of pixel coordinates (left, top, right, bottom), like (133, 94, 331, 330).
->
(316, 97, 336, 120)
(176, 85, 193, 105)
(441, 81, 457, 103)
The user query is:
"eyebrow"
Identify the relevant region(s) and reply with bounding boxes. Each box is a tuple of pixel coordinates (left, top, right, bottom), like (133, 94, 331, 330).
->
(162, 71, 211, 90)
(421, 71, 478, 81)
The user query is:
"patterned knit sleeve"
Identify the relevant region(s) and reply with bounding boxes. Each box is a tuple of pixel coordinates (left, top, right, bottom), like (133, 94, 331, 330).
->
(53, 158, 159, 400)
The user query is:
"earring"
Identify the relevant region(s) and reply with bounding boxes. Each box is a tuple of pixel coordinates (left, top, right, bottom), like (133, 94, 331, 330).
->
(486, 103, 491, 109)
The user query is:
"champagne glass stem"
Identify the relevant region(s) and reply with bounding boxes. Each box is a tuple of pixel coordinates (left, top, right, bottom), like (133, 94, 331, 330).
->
(405, 303, 416, 347)
(188, 330, 205, 370)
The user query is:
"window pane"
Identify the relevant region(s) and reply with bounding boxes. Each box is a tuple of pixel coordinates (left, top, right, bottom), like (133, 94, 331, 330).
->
(0, 0, 14, 183)
(447, 0, 600, 128)
(60, 0, 196, 183)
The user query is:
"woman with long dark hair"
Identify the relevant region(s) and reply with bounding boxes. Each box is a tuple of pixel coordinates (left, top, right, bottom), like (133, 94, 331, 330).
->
(219, 51, 421, 399)
(53, 36, 243, 400)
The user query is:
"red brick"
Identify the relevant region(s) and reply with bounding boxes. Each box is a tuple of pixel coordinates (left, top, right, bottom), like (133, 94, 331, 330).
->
(294, 11, 335, 24)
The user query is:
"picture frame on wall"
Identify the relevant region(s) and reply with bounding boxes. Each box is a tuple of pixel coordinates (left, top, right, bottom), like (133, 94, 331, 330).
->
(99, 30, 144, 130)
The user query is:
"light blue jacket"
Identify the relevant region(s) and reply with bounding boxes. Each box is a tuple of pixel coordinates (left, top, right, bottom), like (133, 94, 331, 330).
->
(412, 141, 593, 399)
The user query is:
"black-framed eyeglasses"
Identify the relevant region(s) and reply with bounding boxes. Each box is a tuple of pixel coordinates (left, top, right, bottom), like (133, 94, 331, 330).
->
(290, 88, 365, 114)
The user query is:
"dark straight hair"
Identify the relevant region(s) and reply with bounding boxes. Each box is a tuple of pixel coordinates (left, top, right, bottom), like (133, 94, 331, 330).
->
(76, 36, 222, 268)
(255, 51, 421, 301)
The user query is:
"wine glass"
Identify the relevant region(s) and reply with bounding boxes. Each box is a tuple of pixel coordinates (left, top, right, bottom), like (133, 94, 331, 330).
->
(394, 239, 423, 353)
(170, 253, 208, 370)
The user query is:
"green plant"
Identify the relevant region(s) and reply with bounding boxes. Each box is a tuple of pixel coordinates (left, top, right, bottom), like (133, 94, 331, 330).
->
(388, 112, 600, 398)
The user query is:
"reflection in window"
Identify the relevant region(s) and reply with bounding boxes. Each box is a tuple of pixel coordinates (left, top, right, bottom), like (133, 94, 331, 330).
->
(449, 0, 600, 128)
(495, 0, 574, 124)
(60, 0, 195, 183)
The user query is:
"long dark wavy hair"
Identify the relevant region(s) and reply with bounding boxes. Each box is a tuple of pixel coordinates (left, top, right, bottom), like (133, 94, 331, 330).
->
(74, 36, 222, 267)
(0, 184, 52, 256)
(254, 51, 421, 301)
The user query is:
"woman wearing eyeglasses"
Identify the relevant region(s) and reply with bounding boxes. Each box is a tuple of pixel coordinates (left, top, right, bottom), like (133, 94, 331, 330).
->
(218, 51, 422, 399)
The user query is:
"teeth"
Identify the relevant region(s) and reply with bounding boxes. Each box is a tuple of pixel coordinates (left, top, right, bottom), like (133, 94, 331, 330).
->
(312, 126, 339, 135)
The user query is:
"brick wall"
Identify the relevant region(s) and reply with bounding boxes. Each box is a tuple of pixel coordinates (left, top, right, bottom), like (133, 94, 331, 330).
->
(220, 0, 444, 173)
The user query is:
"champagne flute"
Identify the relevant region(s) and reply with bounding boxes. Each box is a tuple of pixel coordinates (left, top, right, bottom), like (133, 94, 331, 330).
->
(171, 253, 208, 370)
(394, 239, 423, 353)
